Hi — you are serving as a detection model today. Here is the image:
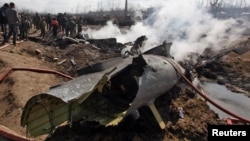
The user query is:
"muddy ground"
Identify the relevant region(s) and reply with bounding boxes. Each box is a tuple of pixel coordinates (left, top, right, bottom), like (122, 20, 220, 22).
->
(0, 29, 249, 141)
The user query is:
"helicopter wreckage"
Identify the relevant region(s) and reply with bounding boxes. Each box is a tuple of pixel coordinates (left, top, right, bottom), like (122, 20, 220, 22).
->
(20, 40, 188, 137)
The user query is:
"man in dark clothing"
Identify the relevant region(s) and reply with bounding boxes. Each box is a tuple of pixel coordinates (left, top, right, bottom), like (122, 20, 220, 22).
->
(0, 3, 9, 44)
(33, 12, 40, 30)
(39, 17, 46, 38)
(45, 13, 51, 30)
(20, 16, 30, 41)
(61, 13, 67, 34)
(5, 2, 20, 46)
(65, 17, 76, 37)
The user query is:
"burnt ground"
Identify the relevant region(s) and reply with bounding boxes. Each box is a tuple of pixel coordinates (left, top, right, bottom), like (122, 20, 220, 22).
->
(0, 29, 249, 141)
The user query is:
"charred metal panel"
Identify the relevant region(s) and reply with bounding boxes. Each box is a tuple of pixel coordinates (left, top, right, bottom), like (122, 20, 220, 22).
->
(126, 55, 183, 115)
(144, 42, 172, 57)
(21, 46, 185, 137)
(86, 38, 117, 48)
(43, 57, 132, 103)
(21, 57, 135, 137)
(77, 57, 123, 75)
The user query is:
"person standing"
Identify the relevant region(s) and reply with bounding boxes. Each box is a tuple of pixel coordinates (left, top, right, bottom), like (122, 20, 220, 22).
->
(76, 16, 83, 34)
(65, 16, 76, 37)
(61, 12, 67, 34)
(39, 17, 46, 38)
(33, 12, 40, 30)
(51, 17, 59, 38)
(21, 16, 30, 41)
(5, 2, 20, 46)
(45, 13, 51, 30)
(0, 3, 9, 44)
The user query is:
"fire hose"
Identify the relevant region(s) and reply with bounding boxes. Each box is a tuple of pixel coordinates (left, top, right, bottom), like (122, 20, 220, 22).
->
(165, 58, 250, 124)
(0, 43, 73, 81)
(0, 67, 73, 83)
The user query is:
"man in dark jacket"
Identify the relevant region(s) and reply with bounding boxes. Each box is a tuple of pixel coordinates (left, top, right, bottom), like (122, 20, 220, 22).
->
(65, 17, 76, 37)
(0, 3, 9, 44)
(45, 13, 51, 30)
(5, 2, 20, 46)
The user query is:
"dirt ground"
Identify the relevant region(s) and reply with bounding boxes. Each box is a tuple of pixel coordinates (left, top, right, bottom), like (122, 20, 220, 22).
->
(0, 30, 250, 141)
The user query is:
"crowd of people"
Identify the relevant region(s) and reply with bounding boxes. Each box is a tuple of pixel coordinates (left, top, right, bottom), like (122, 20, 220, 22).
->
(0, 2, 86, 46)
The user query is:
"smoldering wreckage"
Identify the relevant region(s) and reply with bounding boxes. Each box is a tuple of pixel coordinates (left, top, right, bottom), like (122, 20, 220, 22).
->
(1, 31, 250, 140)
(21, 38, 185, 137)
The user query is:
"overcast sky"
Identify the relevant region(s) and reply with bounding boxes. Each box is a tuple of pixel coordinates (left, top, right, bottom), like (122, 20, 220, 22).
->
(1, 0, 250, 14)
(0, 0, 162, 13)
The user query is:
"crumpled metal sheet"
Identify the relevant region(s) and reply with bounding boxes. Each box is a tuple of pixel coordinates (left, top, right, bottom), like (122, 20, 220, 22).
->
(43, 57, 133, 103)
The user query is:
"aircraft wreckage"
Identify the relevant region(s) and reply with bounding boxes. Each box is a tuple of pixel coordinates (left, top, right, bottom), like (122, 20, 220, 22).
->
(21, 42, 185, 137)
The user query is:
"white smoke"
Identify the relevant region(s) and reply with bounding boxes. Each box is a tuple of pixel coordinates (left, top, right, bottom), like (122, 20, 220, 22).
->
(86, 21, 122, 38)
(88, 0, 248, 61)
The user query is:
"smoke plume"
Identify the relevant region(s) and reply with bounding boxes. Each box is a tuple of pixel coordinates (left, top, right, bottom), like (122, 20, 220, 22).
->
(89, 0, 248, 61)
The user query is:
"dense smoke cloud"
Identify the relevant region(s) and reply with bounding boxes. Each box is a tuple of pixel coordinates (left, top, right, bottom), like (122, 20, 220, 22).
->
(89, 0, 247, 61)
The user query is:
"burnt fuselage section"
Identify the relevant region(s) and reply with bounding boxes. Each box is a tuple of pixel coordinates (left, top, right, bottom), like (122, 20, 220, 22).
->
(21, 43, 184, 137)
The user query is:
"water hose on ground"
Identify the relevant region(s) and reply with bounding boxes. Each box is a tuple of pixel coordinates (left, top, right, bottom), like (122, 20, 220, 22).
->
(0, 125, 34, 141)
(165, 58, 250, 124)
(0, 67, 73, 83)
(0, 42, 73, 81)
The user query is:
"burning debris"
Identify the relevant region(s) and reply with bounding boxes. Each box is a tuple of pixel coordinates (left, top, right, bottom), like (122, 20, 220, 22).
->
(18, 34, 250, 140)
(19, 28, 250, 138)
(122, 35, 148, 57)
(20, 43, 185, 137)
